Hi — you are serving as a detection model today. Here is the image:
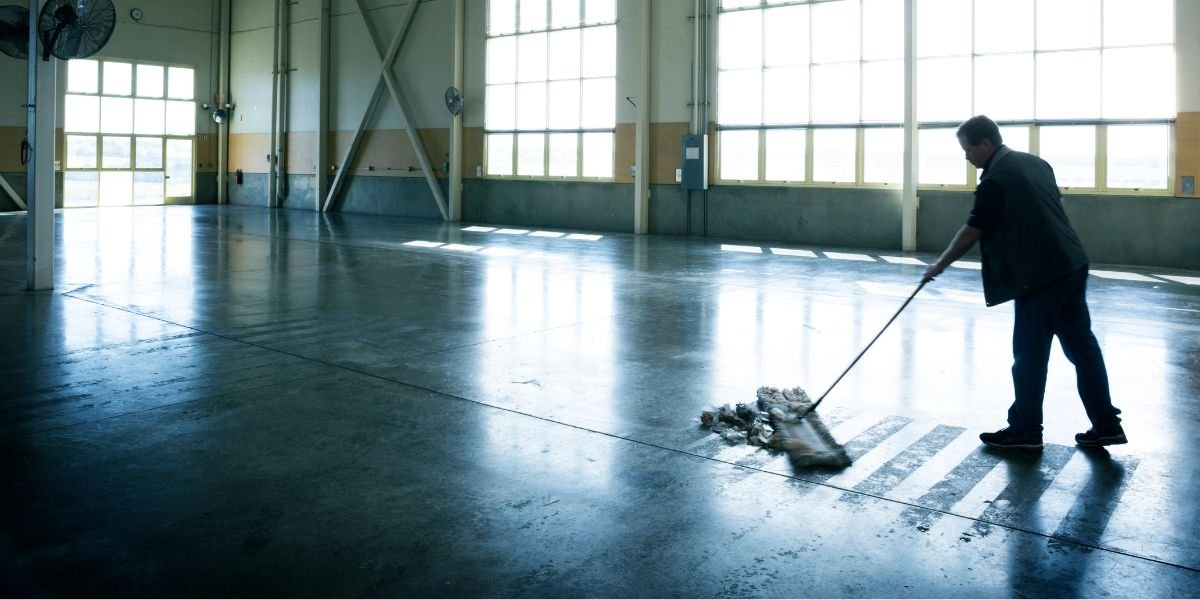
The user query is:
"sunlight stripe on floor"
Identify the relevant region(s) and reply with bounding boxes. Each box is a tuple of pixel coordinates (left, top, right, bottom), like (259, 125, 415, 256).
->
(461, 226, 496, 232)
(403, 240, 444, 248)
(950, 261, 982, 269)
(1090, 270, 1159, 282)
(1154, 274, 1200, 286)
(880, 256, 927, 265)
(566, 233, 603, 241)
(722, 244, 763, 253)
(770, 248, 818, 257)
(824, 251, 875, 262)
(530, 231, 565, 238)
(442, 244, 482, 252)
(495, 228, 530, 235)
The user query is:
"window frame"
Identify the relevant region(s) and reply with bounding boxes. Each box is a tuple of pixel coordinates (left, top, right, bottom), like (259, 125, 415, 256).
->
(713, 0, 1177, 195)
(483, 1, 618, 181)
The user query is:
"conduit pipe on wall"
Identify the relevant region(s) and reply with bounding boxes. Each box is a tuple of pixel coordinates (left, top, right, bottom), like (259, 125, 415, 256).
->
(268, 0, 280, 207)
(276, 0, 290, 206)
(691, 0, 701, 136)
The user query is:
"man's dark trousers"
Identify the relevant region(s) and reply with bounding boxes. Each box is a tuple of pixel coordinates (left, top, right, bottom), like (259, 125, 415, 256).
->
(1007, 266, 1121, 432)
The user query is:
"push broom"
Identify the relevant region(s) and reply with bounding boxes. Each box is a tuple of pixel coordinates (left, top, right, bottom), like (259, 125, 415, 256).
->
(776, 279, 929, 468)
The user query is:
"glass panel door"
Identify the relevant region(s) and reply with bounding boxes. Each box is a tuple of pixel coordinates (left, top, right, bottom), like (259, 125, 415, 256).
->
(165, 138, 193, 201)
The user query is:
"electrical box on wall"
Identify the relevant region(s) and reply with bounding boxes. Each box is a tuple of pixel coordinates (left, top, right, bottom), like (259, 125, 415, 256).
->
(680, 134, 708, 191)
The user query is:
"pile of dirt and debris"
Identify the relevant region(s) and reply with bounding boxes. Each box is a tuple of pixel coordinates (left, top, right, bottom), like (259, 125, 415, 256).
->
(699, 386, 851, 468)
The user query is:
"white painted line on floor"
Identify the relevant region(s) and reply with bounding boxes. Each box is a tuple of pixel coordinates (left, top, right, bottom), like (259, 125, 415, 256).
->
(721, 244, 763, 253)
(403, 240, 444, 248)
(770, 248, 818, 258)
(566, 233, 603, 241)
(1090, 270, 1159, 282)
(529, 231, 565, 238)
(950, 261, 982, 270)
(461, 226, 496, 232)
(824, 251, 875, 262)
(495, 228, 530, 235)
(441, 243, 482, 252)
(880, 256, 928, 266)
(1154, 274, 1200, 286)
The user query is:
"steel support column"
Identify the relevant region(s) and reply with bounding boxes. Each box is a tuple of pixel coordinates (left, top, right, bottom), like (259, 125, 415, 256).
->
(217, 0, 231, 204)
(633, 0, 651, 234)
(317, 0, 331, 211)
(26, 0, 54, 290)
(901, 0, 919, 251)
(448, 0, 463, 221)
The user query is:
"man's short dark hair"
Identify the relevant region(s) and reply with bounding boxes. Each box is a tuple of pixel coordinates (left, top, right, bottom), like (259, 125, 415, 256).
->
(957, 115, 1003, 147)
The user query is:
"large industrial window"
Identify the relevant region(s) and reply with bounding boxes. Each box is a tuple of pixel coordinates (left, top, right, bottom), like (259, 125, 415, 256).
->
(716, 0, 1175, 192)
(485, 0, 616, 179)
(62, 59, 196, 207)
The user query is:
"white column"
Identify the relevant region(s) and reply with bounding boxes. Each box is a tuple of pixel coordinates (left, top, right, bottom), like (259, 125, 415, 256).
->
(26, 0, 55, 291)
(449, 0, 464, 221)
(901, 0, 919, 252)
(633, 0, 651, 234)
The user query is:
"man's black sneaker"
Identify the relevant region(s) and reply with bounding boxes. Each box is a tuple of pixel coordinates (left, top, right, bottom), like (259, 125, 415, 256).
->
(979, 427, 1043, 449)
(1075, 425, 1127, 447)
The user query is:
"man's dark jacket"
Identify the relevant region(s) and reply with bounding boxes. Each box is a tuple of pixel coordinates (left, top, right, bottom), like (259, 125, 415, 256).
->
(977, 146, 1089, 306)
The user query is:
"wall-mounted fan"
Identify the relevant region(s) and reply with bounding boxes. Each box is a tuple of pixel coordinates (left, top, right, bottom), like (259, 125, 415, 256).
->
(38, 0, 116, 61)
(0, 5, 30, 59)
(444, 86, 463, 117)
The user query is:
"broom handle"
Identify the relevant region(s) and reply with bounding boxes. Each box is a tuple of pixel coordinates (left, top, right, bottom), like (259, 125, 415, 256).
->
(800, 279, 928, 418)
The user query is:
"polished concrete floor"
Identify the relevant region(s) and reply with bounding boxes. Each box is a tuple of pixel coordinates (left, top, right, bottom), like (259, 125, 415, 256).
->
(2, 205, 1199, 597)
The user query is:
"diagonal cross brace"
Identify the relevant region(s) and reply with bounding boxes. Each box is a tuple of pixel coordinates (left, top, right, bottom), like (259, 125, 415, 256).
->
(0, 174, 25, 210)
(325, 0, 449, 219)
(324, 0, 417, 212)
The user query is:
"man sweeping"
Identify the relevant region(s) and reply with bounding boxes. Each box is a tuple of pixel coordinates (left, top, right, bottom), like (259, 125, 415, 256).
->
(922, 115, 1126, 450)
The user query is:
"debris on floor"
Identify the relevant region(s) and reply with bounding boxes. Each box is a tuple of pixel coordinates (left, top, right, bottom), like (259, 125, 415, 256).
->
(699, 386, 851, 469)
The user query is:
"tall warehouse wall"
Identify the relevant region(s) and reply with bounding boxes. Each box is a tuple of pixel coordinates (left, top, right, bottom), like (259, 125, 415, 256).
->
(231, 0, 1200, 269)
(0, 0, 220, 210)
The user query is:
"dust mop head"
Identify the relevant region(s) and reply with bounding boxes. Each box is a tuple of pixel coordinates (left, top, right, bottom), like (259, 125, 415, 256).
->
(757, 386, 851, 469)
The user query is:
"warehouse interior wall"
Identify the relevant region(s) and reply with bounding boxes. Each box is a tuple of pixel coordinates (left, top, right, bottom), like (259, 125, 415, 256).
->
(0, 0, 220, 210)
(1, 1, 1195, 269)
